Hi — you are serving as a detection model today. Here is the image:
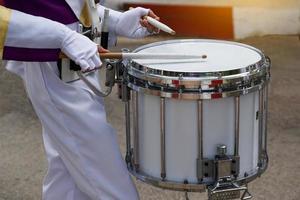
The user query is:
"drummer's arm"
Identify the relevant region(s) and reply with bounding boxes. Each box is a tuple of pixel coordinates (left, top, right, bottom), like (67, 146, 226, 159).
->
(0, 5, 72, 62)
(0, 5, 67, 62)
(0, 5, 99, 69)
(97, 5, 159, 46)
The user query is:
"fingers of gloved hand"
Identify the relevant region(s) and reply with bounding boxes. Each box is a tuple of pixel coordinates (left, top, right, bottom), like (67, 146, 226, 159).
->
(87, 58, 96, 70)
(140, 19, 160, 34)
(61, 31, 99, 71)
(131, 26, 152, 38)
(77, 59, 90, 72)
(134, 7, 150, 18)
(91, 54, 102, 68)
(148, 10, 160, 21)
(116, 7, 150, 38)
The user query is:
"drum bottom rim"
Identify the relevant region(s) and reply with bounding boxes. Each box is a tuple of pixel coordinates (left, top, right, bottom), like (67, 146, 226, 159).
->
(128, 158, 268, 192)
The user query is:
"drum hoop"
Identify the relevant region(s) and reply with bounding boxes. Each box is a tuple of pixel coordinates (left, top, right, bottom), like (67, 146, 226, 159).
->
(127, 80, 270, 100)
(128, 153, 268, 192)
(129, 39, 266, 79)
(128, 61, 270, 90)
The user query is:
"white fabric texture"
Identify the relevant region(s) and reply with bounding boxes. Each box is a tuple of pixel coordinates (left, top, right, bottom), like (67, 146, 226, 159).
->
(98, 6, 151, 40)
(4, 6, 139, 200)
(19, 62, 139, 200)
(5, 9, 67, 49)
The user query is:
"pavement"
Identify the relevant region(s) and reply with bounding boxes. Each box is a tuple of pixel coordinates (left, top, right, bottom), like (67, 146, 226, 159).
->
(0, 35, 299, 200)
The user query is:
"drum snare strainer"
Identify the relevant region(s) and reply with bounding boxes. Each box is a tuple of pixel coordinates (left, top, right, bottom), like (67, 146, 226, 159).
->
(119, 39, 270, 200)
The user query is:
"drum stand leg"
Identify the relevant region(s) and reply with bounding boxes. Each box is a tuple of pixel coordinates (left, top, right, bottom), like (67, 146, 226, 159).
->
(184, 191, 190, 200)
(124, 100, 132, 166)
(132, 91, 140, 170)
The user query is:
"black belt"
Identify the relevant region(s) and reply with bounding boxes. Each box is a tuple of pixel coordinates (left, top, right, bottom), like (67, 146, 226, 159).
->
(57, 59, 81, 79)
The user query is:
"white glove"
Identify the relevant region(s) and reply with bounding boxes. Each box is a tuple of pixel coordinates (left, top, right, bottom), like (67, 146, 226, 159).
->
(61, 31, 101, 72)
(115, 7, 151, 39)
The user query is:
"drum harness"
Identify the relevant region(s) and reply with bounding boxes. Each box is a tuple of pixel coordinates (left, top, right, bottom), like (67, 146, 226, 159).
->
(58, 0, 117, 97)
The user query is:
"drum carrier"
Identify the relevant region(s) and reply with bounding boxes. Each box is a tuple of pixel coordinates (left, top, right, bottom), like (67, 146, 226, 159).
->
(99, 39, 271, 200)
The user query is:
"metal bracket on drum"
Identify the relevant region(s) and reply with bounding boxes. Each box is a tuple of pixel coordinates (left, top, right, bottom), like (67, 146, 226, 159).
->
(204, 155, 252, 200)
(197, 145, 252, 200)
(208, 182, 252, 200)
(201, 156, 240, 181)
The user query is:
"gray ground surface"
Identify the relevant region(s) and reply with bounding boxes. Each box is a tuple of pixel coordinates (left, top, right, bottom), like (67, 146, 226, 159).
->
(0, 35, 299, 200)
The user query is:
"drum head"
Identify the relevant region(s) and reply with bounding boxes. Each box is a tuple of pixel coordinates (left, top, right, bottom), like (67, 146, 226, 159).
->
(132, 40, 263, 73)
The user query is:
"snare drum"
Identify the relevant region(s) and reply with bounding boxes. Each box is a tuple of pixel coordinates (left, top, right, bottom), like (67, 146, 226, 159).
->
(122, 39, 270, 198)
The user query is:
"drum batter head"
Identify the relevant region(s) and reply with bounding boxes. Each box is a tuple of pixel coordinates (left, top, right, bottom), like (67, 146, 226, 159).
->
(132, 39, 263, 73)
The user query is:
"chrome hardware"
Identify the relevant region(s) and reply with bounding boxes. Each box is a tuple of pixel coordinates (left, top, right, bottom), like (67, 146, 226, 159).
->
(122, 64, 132, 166)
(124, 100, 132, 166)
(126, 39, 271, 100)
(196, 100, 204, 182)
(208, 181, 252, 200)
(217, 145, 227, 157)
(105, 62, 116, 88)
(160, 97, 166, 180)
(264, 85, 269, 155)
(201, 146, 240, 181)
(77, 71, 112, 97)
(204, 145, 249, 200)
(132, 91, 140, 170)
(258, 89, 264, 169)
(234, 97, 240, 157)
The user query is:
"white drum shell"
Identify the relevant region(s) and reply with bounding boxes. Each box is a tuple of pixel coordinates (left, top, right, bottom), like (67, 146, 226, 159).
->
(138, 92, 259, 183)
(124, 39, 270, 189)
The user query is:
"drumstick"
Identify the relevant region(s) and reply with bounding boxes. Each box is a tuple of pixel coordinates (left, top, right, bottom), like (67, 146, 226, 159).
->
(144, 16, 176, 35)
(60, 52, 207, 60)
(129, 7, 176, 35)
(108, 53, 207, 60)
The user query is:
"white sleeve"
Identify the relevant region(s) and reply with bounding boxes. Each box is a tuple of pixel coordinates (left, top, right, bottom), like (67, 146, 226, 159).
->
(5, 9, 71, 49)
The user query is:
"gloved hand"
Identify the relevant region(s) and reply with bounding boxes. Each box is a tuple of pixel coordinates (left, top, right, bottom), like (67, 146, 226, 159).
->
(61, 31, 101, 72)
(97, 6, 159, 45)
(115, 7, 155, 39)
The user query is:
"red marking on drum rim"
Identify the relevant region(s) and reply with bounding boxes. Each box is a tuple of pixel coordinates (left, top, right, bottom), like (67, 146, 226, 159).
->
(209, 80, 223, 87)
(211, 93, 222, 99)
(172, 80, 180, 87)
(172, 93, 179, 98)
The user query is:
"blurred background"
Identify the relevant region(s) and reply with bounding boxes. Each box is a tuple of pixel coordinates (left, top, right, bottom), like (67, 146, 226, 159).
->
(0, 1, 299, 200)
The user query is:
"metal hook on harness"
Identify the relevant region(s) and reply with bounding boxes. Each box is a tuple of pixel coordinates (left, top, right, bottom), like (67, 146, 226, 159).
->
(76, 58, 123, 97)
(76, 70, 112, 97)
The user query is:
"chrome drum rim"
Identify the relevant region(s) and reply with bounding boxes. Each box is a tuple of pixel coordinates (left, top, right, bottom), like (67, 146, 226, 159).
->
(126, 39, 271, 100)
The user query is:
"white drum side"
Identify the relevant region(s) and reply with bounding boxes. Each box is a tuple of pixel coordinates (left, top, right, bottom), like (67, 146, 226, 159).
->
(138, 92, 259, 183)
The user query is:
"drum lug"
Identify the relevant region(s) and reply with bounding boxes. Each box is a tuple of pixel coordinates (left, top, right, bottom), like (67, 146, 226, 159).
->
(200, 156, 240, 181)
(200, 143, 240, 181)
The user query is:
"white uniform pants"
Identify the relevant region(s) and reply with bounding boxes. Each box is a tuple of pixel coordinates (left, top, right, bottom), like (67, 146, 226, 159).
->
(5, 61, 139, 200)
